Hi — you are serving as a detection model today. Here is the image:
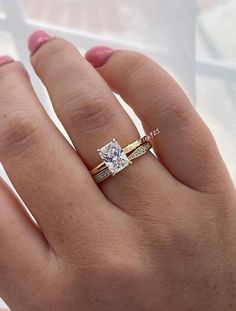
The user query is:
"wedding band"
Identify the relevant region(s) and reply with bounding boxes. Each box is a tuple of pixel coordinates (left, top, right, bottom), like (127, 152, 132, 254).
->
(91, 139, 152, 184)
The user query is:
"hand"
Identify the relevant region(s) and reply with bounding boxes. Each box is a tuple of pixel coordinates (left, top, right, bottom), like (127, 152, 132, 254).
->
(0, 31, 235, 311)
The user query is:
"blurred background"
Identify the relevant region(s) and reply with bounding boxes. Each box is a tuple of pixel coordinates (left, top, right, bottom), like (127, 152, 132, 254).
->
(0, 0, 235, 307)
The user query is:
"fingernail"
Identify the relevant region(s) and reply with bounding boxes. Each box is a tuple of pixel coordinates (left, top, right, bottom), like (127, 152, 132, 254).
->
(0, 55, 14, 67)
(85, 46, 114, 67)
(28, 30, 54, 56)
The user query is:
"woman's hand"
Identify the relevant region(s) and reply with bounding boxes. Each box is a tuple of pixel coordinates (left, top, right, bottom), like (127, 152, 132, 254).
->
(0, 31, 235, 311)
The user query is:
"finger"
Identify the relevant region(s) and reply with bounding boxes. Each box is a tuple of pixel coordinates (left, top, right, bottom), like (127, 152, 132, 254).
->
(0, 177, 48, 306)
(0, 58, 107, 254)
(87, 47, 233, 193)
(29, 31, 175, 209)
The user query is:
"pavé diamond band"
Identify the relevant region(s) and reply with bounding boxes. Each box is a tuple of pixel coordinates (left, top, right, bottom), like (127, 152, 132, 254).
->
(90, 137, 152, 184)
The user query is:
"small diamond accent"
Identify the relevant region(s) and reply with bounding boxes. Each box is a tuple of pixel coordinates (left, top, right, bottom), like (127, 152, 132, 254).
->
(98, 139, 130, 175)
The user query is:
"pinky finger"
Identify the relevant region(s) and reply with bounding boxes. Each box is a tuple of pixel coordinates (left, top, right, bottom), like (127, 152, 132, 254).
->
(0, 177, 49, 307)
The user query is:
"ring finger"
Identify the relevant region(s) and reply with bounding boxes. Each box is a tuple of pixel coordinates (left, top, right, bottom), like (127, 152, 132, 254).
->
(29, 31, 175, 209)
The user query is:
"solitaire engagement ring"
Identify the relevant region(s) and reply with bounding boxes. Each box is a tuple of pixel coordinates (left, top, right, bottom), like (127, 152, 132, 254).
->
(90, 137, 152, 183)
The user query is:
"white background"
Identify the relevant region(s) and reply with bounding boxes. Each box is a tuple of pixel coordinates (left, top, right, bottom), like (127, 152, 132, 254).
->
(0, 0, 236, 308)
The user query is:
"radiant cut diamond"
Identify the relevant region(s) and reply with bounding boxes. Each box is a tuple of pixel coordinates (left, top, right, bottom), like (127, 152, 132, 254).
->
(98, 139, 130, 175)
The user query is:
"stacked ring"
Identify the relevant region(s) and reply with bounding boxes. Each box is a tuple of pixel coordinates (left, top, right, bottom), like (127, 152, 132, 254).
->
(90, 136, 152, 184)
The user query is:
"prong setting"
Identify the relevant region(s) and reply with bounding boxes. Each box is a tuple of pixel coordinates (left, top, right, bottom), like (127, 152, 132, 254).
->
(98, 139, 130, 175)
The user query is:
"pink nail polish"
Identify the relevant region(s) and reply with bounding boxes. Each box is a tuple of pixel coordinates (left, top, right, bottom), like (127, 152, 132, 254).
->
(28, 30, 54, 56)
(85, 46, 114, 67)
(0, 55, 14, 67)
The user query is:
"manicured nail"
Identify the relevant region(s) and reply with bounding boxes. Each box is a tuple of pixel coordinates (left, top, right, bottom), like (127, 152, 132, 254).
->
(0, 55, 14, 67)
(85, 46, 114, 67)
(28, 30, 54, 56)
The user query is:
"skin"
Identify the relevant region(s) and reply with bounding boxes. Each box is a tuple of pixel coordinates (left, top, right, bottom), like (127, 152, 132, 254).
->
(0, 37, 235, 311)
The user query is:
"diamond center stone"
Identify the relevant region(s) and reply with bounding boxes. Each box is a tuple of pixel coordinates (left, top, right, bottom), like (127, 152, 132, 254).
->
(98, 139, 130, 175)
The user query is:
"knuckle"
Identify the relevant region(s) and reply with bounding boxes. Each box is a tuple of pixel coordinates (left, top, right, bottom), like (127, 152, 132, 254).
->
(63, 86, 115, 133)
(0, 110, 41, 157)
(102, 254, 140, 277)
(152, 86, 192, 129)
(121, 51, 150, 78)
(0, 62, 27, 85)
(118, 51, 193, 131)
(77, 254, 144, 304)
(33, 38, 75, 73)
